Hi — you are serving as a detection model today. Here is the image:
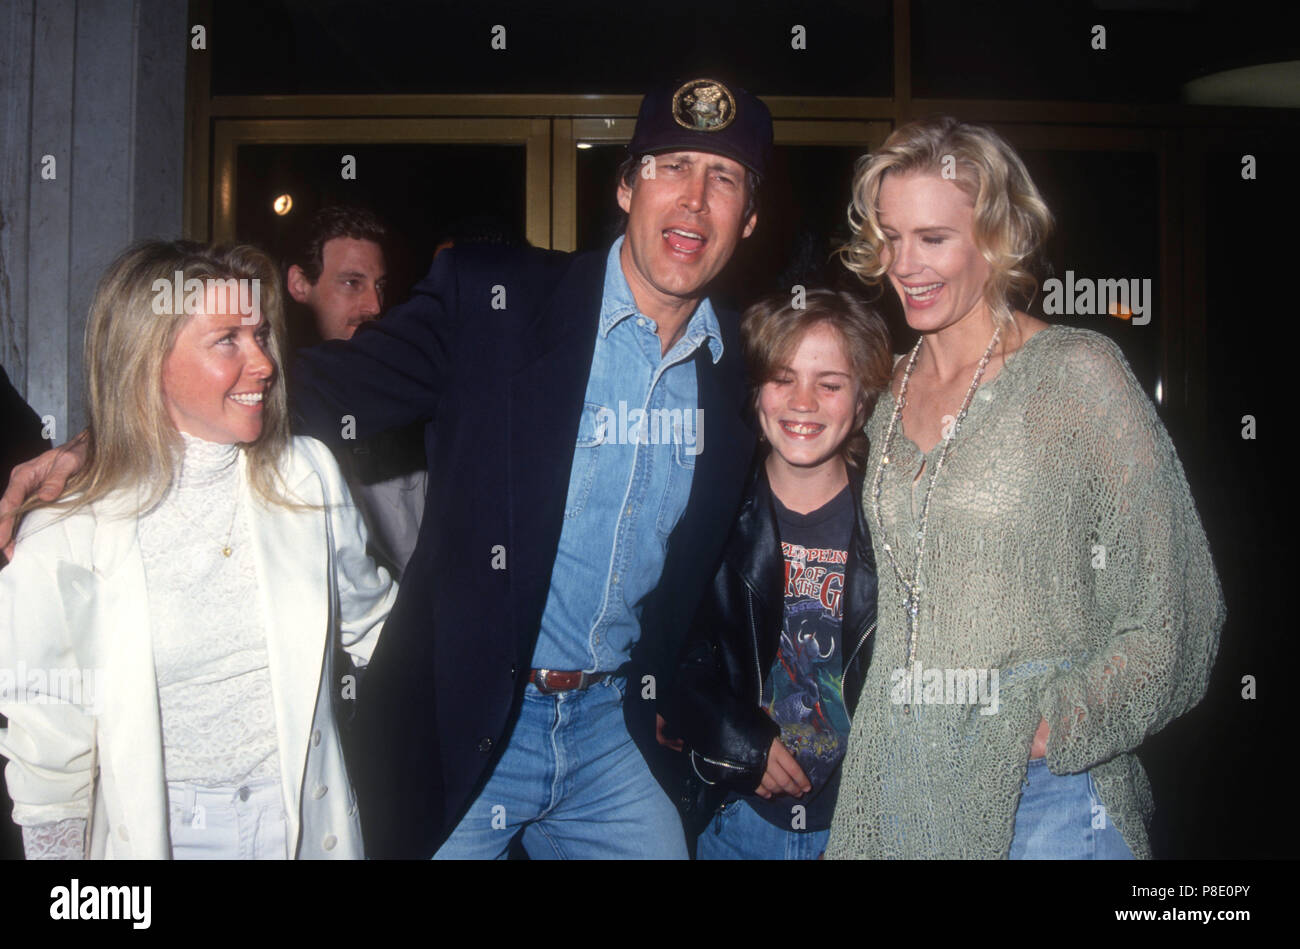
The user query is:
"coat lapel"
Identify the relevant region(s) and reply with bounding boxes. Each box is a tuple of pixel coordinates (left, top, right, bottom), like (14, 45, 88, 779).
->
(245, 450, 329, 854)
(90, 494, 168, 857)
(728, 463, 784, 618)
(841, 469, 877, 639)
(506, 250, 605, 660)
(673, 326, 755, 571)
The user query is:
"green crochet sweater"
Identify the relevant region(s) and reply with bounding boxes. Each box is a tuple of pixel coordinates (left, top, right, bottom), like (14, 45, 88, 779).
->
(826, 325, 1225, 859)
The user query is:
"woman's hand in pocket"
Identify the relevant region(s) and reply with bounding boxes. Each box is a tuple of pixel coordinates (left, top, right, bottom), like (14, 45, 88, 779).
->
(1029, 717, 1050, 759)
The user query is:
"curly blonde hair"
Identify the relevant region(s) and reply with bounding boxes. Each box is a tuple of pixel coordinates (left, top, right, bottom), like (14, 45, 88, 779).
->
(838, 116, 1053, 336)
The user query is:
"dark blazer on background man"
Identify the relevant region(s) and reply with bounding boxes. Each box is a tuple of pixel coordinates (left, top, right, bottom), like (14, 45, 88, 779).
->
(1, 365, 51, 498)
(0, 364, 51, 860)
(291, 243, 756, 858)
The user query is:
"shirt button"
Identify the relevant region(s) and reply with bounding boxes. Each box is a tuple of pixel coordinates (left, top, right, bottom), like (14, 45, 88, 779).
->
(322, 835, 337, 852)
(477, 737, 493, 753)
(312, 729, 321, 747)
(636, 317, 646, 327)
(238, 786, 251, 802)
(313, 784, 328, 800)
(625, 505, 633, 516)
(612, 573, 619, 584)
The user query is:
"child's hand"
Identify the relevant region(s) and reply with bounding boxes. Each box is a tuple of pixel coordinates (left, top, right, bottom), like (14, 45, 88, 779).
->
(655, 714, 683, 752)
(754, 738, 811, 799)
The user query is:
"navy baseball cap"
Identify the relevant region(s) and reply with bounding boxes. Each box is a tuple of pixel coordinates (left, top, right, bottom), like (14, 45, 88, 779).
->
(628, 78, 774, 179)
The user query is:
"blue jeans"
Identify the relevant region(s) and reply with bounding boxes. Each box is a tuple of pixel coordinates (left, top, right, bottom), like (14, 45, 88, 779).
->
(696, 797, 830, 860)
(433, 676, 688, 859)
(1008, 757, 1135, 859)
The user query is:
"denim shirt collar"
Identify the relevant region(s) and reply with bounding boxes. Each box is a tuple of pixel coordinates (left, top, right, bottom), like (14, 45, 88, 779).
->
(599, 236, 724, 364)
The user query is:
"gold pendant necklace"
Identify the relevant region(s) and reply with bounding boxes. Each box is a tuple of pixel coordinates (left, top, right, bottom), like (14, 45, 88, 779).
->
(142, 445, 243, 558)
(217, 466, 240, 557)
(183, 457, 241, 557)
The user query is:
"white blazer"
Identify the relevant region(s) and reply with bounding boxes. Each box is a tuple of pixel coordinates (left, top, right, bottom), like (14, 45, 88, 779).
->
(0, 436, 397, 858)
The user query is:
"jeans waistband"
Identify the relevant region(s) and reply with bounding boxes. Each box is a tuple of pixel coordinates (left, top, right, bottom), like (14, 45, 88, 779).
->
(167, 775, 281, 810)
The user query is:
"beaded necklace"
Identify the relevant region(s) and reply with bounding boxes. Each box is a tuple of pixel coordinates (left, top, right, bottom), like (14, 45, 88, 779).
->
(869, 328, 1000, 709)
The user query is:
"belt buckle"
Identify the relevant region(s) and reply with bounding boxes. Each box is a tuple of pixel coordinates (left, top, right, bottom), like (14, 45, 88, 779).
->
(534, 669, 553, 694)
(535, 668, 571, 694)
(534, 669, 590, 693)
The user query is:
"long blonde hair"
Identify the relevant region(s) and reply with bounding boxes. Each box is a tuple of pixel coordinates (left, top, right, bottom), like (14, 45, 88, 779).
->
(838, 116, 1054, 337)
(25, 240, 303, 523)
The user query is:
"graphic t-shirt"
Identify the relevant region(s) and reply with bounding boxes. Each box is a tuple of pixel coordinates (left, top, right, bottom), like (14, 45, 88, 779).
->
(742, 483, 854, 833)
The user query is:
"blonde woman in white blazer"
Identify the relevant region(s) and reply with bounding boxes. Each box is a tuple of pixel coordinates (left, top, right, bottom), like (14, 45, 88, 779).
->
(0, 241, 397, 859)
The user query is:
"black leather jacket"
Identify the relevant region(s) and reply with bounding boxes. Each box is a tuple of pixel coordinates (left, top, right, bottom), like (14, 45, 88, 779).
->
(672, 459, 877, 806)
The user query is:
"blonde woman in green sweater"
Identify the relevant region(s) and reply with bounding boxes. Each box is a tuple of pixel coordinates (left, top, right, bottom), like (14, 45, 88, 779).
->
(827, 116, 1224, 859)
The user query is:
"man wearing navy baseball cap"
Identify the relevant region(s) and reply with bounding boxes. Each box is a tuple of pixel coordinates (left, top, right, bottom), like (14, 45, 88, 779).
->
(408, 76, 769, 859)
(0, 78, 773, 860)
(628, 77, 773, 177)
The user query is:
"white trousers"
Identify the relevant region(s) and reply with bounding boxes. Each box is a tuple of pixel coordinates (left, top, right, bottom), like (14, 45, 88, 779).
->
(167, 776, 288, 859)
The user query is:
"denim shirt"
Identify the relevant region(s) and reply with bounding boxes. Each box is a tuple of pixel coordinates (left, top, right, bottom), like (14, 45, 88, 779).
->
(531, 237, 722, 672)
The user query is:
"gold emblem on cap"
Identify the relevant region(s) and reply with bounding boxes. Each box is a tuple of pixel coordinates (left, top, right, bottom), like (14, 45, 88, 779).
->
(672, 79, 736, 132)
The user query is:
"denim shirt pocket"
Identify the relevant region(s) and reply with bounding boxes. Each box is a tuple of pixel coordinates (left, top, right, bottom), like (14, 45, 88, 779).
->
(564, 402, 608, 519)
(655, 437, 697, 536)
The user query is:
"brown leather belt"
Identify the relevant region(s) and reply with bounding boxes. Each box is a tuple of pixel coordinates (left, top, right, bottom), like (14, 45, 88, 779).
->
(528, 669, 614, 694)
